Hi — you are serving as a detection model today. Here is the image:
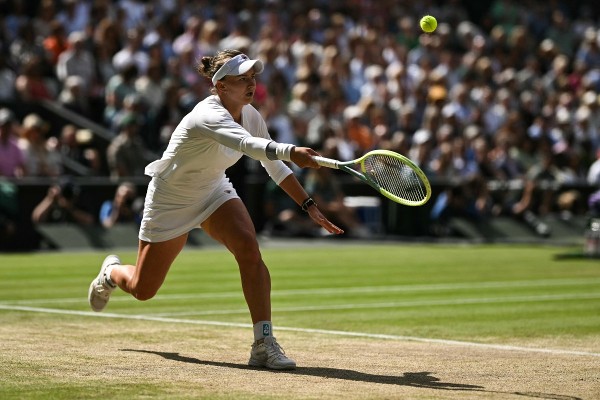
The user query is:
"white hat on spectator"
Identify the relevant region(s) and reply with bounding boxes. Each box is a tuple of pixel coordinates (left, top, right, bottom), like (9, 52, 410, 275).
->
(343, 105, 363, 121)
(464, 125, 481, 140)
(68, 31, 86, 44)
(555, 107, 571, 125)
(365, 65, 384, 81)
(413, 129, 432, 145)
(575, 106, 591, 122)
(143, 32, 161, 48)
(582, 90, 597, 106)
(23, 114, 48, 131)
(76, 129, 93, 144)
(442, 103, 458, 118)
(0, 108, 15, 126)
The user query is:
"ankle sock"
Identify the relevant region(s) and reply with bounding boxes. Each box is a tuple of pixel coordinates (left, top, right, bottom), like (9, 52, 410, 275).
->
(253, 321, 272, 341)
(104, 264, 116, 288)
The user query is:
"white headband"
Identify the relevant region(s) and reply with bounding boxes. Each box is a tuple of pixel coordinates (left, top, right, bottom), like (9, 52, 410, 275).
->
(211, 54, 264, 86)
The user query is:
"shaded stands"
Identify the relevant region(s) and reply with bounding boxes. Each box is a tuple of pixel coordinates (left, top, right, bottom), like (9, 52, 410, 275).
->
(2, 174, 595, 252)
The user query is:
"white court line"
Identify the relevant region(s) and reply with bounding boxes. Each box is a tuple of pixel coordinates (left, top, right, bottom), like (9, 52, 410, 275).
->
(3, 277, 599, 305)
(1, 304, 599, 358)
(150, 292, 600, 317)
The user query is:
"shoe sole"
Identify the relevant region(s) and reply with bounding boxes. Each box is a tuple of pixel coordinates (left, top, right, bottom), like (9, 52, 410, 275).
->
(248, 359, 296, 370)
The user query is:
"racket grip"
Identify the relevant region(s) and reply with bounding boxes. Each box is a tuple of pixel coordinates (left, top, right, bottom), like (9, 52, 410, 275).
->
(312, 156, 340, 169)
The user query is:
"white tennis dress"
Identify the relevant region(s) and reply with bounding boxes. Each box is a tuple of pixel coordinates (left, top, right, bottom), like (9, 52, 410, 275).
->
(139, 95, 294, 242)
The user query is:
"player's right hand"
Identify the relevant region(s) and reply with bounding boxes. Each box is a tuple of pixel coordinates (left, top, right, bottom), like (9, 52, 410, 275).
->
(290, 147, 321, 168)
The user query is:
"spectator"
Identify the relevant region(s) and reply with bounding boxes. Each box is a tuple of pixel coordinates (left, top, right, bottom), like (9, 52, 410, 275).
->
(0, 108, 25, 178)
(3, 0, 29, 44)
(1, 0, 600, 241)
(14, 56, 55, 102)
(32, 0, 58, 39)
(142, 14, 177, 63)
(262, 179, 317, 238)
(135, 60, 166, 116)
(92, 17, 122, 83)
(17, 113, 62, 177)
(344, 105, 373, 154)
(99, 181, 143, 228)
(0, 54, 16, 102)
(56, 0, 90, 35)
(56, 125, 102, 176)
(106, 112, 152, 178)
(31, 179, 95, 225)
(56, 31, 96, 93)
(42, 19, 69, 66)
(0, 181, 20, 250)
(511, 148, 562, 236)
(135, 61, 166, 149)
(57, 75, 91, 117)
(172, 16, 202, 59)
(408, 128, 434, 173)
(304, 158, 370, 238)
(109, 93, 148, 134)
(151, 80, 185, 152)
(9, 20, 48, 70)
(588, 149, 600, 185)
(104, 62, 139, 127)
(197, 19, 221, 58)
(430, 175, 496, 236)
(117, 0, 147, 31)
(112, 28, 150, 75)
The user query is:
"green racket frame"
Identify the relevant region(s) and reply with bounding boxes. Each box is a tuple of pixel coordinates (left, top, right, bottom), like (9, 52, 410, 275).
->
(313, 150, 432, 206)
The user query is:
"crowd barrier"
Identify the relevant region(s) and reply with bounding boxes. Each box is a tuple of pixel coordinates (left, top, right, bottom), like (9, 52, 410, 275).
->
(0, 175, 596, 252)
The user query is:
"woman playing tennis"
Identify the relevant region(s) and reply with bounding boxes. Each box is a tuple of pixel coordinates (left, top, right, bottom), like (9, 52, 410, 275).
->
(88, 49, 344, 370)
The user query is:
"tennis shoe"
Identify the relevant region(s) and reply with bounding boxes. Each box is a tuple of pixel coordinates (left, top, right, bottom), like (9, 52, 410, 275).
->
(88, 255, 119, 312)
(248, 336, 296, 370)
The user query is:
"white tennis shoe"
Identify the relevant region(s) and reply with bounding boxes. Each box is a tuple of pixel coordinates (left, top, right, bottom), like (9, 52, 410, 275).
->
(248, 336, 296, 370)
(88, 255, 120, 312)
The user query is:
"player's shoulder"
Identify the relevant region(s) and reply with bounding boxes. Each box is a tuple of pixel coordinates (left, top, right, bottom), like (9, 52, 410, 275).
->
(189, 95, 230, 124)
(241, 103, 264, 124)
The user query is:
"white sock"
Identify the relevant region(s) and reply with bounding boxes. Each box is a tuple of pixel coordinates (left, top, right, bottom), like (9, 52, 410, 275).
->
(253, 321, 272, 341)
(104, 264, 116, 288)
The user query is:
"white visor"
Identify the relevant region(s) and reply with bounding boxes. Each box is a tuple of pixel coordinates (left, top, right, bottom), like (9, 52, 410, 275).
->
(211, 54, 264, 85)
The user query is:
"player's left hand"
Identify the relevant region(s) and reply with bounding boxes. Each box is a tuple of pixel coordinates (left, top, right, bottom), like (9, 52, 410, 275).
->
(307, 206, 344, 235)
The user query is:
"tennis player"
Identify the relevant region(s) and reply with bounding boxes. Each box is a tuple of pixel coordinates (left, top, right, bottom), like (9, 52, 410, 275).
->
(88, 49, 344, 370)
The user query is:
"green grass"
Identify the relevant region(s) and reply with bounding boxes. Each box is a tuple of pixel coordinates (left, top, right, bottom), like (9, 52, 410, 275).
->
(1, 243, 599, 341)
(1, 243, 599, 399)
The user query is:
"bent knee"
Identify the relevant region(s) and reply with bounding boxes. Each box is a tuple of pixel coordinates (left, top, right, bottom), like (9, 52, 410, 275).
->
(133, 291, 156, 301)
(233, 241, 262, 265)
(130, 285, 159, 301)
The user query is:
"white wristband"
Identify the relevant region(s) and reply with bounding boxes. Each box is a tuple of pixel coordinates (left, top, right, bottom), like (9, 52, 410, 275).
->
(272, 143, 295, 162)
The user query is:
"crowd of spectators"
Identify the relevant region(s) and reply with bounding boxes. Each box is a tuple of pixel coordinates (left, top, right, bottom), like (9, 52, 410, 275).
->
(0, 0, 599, 238)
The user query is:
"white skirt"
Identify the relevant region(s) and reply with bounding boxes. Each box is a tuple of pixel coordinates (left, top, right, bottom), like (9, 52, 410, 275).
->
(138, 176, 239, 242)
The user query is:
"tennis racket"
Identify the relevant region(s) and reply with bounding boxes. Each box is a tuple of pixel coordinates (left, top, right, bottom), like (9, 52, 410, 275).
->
(312, 150, 431, 206)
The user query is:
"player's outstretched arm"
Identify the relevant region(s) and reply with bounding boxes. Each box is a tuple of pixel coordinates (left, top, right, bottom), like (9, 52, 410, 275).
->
(277, 173, 344, 235)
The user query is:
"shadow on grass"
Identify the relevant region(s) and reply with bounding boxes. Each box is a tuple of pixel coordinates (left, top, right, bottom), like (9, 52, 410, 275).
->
(122, 348, 478, 390)
(120, 349, 581, 399)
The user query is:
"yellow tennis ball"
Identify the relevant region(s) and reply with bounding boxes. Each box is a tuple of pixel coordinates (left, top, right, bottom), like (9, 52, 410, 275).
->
(420, 15, 437, 33)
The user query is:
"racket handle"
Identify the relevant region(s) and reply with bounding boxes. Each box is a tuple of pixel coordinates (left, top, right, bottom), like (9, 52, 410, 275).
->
(312, 156, 340, 169)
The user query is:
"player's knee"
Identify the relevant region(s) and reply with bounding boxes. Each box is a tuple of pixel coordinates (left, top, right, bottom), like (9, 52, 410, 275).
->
(133, 290, 156, 301)
(131, 285, 159, 301)
(233, 238, 262, 265)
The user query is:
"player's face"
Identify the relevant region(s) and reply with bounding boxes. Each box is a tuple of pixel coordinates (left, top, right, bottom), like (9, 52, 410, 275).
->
(221, 70, 257, 105)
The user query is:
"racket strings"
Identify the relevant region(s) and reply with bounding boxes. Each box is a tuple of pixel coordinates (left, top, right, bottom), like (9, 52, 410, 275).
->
(363, 155, 428, 203)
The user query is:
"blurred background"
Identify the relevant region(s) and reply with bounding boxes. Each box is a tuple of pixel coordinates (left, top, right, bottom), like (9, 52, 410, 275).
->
(0, 0, 599, 252)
